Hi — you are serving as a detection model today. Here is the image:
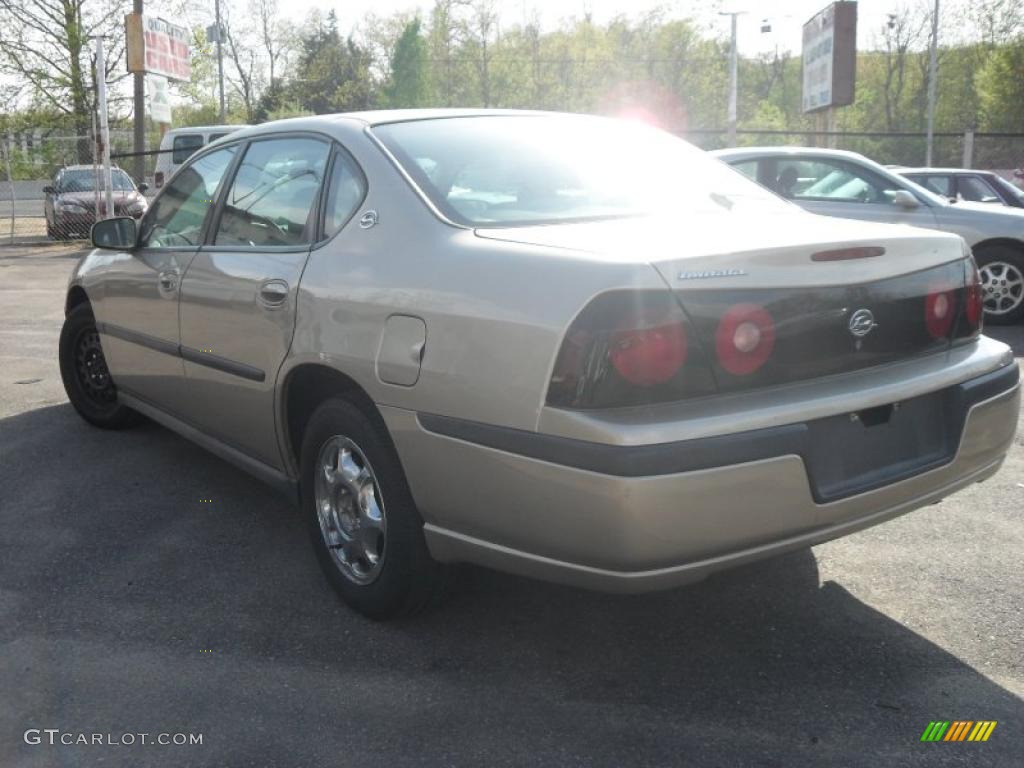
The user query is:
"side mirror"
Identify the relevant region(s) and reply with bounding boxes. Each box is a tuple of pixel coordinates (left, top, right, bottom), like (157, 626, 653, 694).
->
(137, 182, 149, 193)
(892, 189, 920, 209)
(43, 185, 55, 194)
(91, 217, 138, 250)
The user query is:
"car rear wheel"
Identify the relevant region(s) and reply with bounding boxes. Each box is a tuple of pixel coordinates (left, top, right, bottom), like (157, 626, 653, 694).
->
(300, 398, 446, 619)
(59, 303, 141, 429)
(975, 245, 1024, 324)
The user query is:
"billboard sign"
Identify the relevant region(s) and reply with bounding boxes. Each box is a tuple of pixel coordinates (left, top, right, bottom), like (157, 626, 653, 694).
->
(126, 13, 191, 81)
(802, 1, 857, 113)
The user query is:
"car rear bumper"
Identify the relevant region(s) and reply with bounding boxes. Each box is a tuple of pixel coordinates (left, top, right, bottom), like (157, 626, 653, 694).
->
(381, 344, 1019, 593)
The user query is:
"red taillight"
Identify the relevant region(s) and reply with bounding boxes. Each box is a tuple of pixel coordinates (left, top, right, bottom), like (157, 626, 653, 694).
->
(925, 286, 956, 338)
(546, 291, 716, 409)
(715, 303, 775, 375)
(609, 321, 687, 386)
(965, 266, 983, 331)
(155, 172, 164, 188)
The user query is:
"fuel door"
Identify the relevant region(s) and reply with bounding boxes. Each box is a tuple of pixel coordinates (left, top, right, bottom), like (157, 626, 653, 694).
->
(377, 315, 426, 387)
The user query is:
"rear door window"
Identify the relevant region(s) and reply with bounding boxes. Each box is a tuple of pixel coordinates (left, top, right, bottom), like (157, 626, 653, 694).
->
(172, 134, 204, 164)
(214, 137, 330, 247)
(731, 160, 759, 182)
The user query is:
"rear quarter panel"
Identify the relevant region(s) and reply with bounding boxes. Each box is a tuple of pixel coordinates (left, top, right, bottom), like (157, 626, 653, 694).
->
(283, 123, 665, 434)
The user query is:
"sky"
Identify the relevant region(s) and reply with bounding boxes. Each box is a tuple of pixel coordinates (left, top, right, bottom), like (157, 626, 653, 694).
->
(274, 0, 908, 55)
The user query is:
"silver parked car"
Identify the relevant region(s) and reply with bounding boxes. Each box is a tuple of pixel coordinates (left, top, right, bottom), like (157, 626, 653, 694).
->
(894, 167, 1024, 209)
(713, 147, 1024, 324)
(61, 112, 1020, 618)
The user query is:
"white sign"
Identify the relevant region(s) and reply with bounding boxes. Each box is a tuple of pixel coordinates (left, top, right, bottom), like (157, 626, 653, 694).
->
(802, 8, 835, 112)
(802, 2, 857, 113)
(126, 14, 191, 81)
(148, 75, 171, 124)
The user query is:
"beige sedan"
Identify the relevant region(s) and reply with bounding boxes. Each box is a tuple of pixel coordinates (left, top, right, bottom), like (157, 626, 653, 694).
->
(61, 111, 1020, 618)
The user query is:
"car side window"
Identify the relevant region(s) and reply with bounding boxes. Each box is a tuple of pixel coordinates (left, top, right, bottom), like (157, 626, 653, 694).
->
(172, 134, 204, 165)
(958, 176, 1000, 203)
(139, 146, 237, 249)
(910, 174, 953, 198)
(214, 137, 330, 247)
(786, 159, 898, 204)
(323, 151, 367, 238)
(731, 160, 759, 182)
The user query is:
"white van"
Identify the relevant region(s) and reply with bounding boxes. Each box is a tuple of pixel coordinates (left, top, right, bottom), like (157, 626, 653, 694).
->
(153, 125, 247, 189)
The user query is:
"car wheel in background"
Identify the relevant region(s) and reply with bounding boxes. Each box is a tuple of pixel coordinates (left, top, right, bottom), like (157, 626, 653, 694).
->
(974, 244, 1024, 325)
(300, 398, 446, 620)
(58, 303, 142, 429)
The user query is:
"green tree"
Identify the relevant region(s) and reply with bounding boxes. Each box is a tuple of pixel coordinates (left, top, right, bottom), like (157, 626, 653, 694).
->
(383, 19, 428, 108)
(290, 10, 375, 114)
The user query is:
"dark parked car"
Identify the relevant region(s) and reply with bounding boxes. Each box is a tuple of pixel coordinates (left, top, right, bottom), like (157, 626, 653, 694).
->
(44, 166, 148, 239)
(896, 168, 1024, 208)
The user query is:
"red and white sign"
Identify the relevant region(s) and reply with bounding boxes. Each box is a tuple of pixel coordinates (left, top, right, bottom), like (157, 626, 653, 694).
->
(126, 14, 191, 81)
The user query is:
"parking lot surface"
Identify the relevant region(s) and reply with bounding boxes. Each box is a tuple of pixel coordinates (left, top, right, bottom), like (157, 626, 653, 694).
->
(2, 243, 1022, 767)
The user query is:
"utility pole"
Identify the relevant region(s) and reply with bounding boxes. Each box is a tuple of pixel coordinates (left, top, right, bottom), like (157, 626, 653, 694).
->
(925, 0, 940, 166)
(94, 37, 114, 220)
(719, 11, 744, 148)
(132, 0, 145, 186)
(215, 0, 226, 122)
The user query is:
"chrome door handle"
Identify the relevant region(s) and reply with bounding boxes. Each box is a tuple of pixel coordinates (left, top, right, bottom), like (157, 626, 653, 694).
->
(258, 279, 289, 308)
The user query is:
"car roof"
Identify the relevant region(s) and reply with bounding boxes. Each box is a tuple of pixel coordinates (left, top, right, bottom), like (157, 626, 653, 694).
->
(221, 109, 586, 141)
(709, 146, 870, 161)
(164, 125, 245, 135)
(60, 164, 124, 171)
(897, 167, 994, 175)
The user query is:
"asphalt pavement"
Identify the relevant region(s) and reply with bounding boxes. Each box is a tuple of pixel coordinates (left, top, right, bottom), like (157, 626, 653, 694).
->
(1, 243, 1022, 767)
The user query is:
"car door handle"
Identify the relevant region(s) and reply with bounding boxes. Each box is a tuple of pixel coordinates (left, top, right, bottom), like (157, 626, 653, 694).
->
(158, 270, 179, 293)
(258, 279, 289, 308)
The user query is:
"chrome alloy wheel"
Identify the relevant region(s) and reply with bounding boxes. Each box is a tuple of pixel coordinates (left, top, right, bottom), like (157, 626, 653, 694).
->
(979, 261, 1024, 316)
(314, 436, 387, 585)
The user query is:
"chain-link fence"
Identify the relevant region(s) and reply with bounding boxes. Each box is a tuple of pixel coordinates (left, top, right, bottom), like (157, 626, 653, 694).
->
(4, 121, 1022, 245)
(1, 127, 154, 244)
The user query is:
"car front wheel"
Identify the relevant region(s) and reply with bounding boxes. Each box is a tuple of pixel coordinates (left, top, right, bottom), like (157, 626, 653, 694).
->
(300, 398, 445, 619)
(58, 303, 141, 429)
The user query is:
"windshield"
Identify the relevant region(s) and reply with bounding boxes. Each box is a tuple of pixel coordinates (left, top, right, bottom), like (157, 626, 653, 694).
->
(991, 174, 1024, 202)
(59, 169, 135, 193)
(373, 115, 786, 226)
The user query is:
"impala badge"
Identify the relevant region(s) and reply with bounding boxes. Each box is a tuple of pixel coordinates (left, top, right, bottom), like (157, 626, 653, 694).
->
(678, 268, 747, 281)
(848, 308, 877, 338)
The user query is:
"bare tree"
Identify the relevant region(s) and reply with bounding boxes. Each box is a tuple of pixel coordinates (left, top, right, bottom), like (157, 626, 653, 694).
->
(877, 7, 927, 131)
(0, 0, 129, 161)
(252, 0, 293, 88)
(466, 0, 499, 107)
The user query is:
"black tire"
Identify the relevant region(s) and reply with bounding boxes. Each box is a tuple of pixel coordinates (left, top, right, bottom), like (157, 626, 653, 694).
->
(59, 303, 141, 429)
(974, 244, 1024, 325)
(300, 398, 446, 619)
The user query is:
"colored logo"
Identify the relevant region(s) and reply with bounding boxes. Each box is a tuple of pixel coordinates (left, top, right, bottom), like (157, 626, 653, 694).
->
(920, 721, 997, 742)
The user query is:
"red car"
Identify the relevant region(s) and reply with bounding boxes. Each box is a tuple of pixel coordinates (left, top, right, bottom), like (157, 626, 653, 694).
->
(44, 165, 148, 239)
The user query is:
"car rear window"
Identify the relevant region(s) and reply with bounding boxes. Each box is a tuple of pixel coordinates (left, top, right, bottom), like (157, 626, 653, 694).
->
(172, 134, 204, 164)
(373, 116, 784, 227)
